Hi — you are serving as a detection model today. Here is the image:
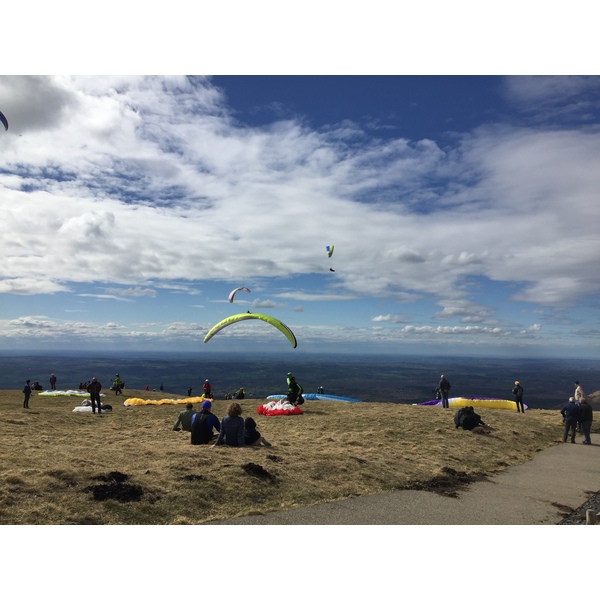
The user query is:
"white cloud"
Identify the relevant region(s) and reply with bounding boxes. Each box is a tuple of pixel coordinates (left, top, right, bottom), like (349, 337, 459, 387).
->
(1, 75, 599, 354)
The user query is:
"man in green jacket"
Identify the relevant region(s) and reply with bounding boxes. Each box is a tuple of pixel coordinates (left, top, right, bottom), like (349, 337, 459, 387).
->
(173, 403, 196, 432)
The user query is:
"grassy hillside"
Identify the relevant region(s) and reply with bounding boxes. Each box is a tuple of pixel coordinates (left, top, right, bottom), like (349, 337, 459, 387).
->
(1, 387, 597, 525)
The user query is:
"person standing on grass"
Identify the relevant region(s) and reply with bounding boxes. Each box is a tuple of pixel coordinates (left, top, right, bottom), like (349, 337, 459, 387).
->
(49, 373, 57, 391)
(439, 374, 451, 408)
(23, 379, 32, 409)
(203, 379, 213, 399)
(579, 397, 593, 445)
(561, 397, 580, 443)
(87, 377, 103, 414)
(211, 402, 245, 448)
(113, 373, 123, 395)
(512, 381, 525, 413)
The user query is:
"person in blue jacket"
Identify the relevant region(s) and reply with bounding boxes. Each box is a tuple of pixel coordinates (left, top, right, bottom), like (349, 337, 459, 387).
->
(560, 397, 580, 443)
(190, 400, 220, 445)
(211, 402, 245, 448)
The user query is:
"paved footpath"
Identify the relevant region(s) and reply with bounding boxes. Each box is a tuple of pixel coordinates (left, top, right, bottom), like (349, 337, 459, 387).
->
(209, 441, 600, 525)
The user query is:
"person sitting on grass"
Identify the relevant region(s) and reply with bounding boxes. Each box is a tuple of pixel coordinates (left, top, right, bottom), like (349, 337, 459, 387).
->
(454, 406, 491, 435)
(172, 402, 196, 432)
(244, 417, 272, 447)
(190, 400, 220, 445)
(211, 402, 245, 448)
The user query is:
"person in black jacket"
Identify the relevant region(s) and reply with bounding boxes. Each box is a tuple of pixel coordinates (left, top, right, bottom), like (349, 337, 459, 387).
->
(512, 381, 525, 413)
(560, 397, 580, 443)
(439, 375, 451, 408)
(578, 397, 593, 445)
(454, 406, 490, 434)
(87, 377, 102, 414)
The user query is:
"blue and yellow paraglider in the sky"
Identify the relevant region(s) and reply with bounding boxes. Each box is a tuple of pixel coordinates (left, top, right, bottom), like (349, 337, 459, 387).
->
(326, 244, 335, 271)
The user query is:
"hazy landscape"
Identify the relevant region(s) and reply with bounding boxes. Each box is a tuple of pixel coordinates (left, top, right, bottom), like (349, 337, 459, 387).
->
(1, 352, 598, 409)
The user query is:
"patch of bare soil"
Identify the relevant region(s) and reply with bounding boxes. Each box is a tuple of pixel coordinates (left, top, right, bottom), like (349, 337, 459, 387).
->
(83, 471, 145, 502)
(242, 462, 277, 482)
(410, 466, 488, 498)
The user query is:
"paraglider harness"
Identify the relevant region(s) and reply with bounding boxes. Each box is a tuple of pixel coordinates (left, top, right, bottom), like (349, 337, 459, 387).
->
(287, 378, 305, 406)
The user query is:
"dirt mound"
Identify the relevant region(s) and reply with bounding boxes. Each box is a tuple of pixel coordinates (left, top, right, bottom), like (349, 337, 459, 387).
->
(84, 471, 144, 502)
(242, 462, 277, 482)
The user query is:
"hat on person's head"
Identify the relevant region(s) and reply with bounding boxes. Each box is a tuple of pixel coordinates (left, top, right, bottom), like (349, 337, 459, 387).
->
(205, 379, 209, 382)
(201, 400, 212, 410)
(569, 397, 575, 402)
(515, 381, 520, 385)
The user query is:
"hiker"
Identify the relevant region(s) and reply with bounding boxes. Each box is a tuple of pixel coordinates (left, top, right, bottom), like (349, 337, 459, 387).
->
(578, 397, 593, 445)
(439, 375, 451, 408)
(512, 381, 525, 413)
(23, 379, 32, 409)
(113, 373, 123, 395)
(203, 379, 213, 399)
(454, 406, 490, 434)
(190, 400, 220, 445)
(287, 374, 304, 406)
(172, 402, 196, 432)
(560, 397, 580, 443)
(211, 402, 245, 448)
(244, 417, 272, 447)
(49, 373, 57, 391)
(87, 377, 103, 414)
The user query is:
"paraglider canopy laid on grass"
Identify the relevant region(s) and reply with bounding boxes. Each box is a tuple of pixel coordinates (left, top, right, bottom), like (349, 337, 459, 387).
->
(204, 313, 298, 348)
(228, 286, 251, 303)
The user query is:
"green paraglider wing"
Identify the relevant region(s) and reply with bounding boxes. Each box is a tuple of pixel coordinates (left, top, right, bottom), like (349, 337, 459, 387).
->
(204, 313, 297, 348)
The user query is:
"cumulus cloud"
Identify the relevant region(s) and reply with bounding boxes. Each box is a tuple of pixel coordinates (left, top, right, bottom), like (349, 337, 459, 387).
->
(1, 75, 599, 353)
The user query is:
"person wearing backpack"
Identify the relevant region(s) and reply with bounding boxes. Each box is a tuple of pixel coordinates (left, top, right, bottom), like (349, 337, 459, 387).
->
(190, 400, 220, 445)
(512, 381, 525, 413)
(287, 375, 304, 406)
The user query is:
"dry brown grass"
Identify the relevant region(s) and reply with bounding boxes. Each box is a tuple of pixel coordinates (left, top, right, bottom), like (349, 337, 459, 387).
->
(0, 387, 581, 525)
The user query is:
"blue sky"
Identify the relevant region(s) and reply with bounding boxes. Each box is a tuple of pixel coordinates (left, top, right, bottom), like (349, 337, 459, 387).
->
(2, 74, 599, 358)
(1, 6, 599, 359)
